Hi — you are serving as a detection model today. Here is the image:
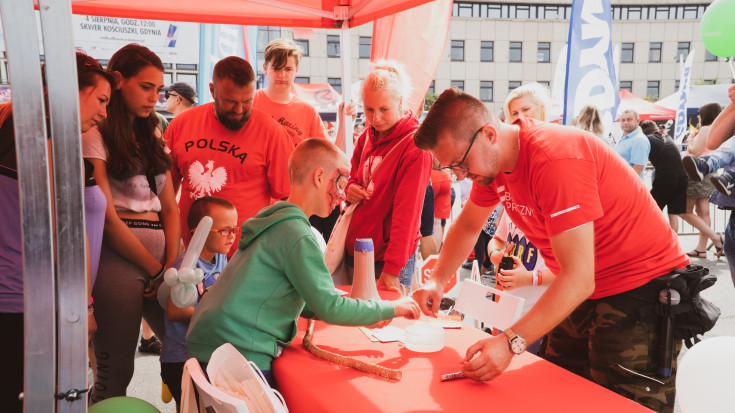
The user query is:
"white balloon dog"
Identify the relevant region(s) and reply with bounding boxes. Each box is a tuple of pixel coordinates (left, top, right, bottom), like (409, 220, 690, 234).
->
(160, 216, 213, 308)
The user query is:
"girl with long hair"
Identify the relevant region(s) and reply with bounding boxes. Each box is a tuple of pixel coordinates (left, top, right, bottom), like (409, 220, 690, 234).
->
(82, 43, 180, 403)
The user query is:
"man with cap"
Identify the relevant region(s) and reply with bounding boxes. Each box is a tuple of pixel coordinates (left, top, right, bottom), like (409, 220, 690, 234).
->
(164, 82, 197, 117)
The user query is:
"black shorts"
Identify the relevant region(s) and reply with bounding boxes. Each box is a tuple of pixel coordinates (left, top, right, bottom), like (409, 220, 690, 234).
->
(651, 175, 688, 215)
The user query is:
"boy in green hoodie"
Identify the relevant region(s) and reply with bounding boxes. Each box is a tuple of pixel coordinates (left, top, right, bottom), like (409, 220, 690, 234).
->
(186, 138, 420, 386)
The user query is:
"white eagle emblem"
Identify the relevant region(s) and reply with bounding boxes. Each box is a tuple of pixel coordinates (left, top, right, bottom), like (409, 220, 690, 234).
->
(187, 160, 227, 198)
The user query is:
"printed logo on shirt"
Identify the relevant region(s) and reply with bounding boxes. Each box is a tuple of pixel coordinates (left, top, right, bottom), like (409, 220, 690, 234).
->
(506, 230, 539, 271)
(276, 117, 303, 140)
(187, 160, 228, 198)
(363, 155, 382, 194)
(183, 138, 248, 164)
(498, 189, 534, 219)
(197, 271, 221, 297)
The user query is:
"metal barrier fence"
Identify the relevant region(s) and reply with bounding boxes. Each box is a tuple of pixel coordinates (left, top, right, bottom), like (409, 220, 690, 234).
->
(676, 204, 730, 236)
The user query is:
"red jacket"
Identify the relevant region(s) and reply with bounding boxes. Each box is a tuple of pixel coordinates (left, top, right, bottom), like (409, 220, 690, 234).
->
(345, 113, 432, 276)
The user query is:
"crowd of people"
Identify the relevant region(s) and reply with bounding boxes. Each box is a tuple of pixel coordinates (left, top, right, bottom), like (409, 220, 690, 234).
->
(2, 36, 734, 413)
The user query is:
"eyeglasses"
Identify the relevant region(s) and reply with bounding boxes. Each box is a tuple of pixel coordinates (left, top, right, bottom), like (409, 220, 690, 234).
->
(165, 91, 180, 100)
(191, 226, 241, 237)
(334, 171, 349, 197)
(439, 125, 486, 174)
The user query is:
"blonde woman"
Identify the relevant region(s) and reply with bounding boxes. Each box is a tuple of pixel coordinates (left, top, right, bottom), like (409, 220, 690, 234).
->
(344, 61, 432, 293)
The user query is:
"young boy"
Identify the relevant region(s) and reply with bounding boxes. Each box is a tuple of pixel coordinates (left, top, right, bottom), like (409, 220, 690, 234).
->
(186, 138, 420, 386)
(253, 38, 327, 147)
(160, 196, 238, 409)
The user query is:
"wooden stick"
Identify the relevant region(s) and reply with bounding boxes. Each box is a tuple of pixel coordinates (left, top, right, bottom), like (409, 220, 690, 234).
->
(302, 319, 402, 381)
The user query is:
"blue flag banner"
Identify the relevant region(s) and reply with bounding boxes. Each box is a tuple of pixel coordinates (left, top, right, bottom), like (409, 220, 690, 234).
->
(563, 0, 619, 137)
(198, 24, 249, 105)
(674, 51, 695, 144)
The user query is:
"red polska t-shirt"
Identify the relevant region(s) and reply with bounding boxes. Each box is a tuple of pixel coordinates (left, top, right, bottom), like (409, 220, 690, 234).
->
(253, 89, 327, 146)
(470, 118, 689, 299)
(165, 103, 292, 255)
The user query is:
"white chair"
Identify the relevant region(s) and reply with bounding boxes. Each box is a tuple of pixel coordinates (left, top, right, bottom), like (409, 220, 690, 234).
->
(453, 279, 525, 333)
(181, 358, 249, 413)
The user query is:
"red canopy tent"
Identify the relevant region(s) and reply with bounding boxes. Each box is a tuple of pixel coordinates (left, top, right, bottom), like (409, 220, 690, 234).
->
(616, 89, 676, 121)
(65, 0, 435, 28)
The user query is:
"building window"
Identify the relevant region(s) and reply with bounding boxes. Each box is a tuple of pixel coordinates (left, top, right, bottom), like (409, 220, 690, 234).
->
(647, 81, 660, 99)
(509, 81, 521, 93)
(294, 39, 309, 57)
(537, 42, 550, 63)
(704, 79, 716, 85)
(451, 80, 464, 91)
(509, 42, 522, 62)
(480, 81, 494, 102)
(621, 43, 634, 63)
(682, 6, 699, 19)
(675, 80, 680, 90)
(456, 3, 474, 17)
(451, 40, 465, 61)
(541, 5, 562, 19)
(481, 41, 494, 62)
(257, 26, 282, 74)
(620, 81, 632, 92)
(328, 77, 342, 94)
(705, 49, 718, 62)
(654, 6, 670, 19)
(428, 80, 435, 95)
(359, 36, 372, 59)
(677, 42, 690, 61)
(295, 77, 309, 84)
(649, 42, 662, 63)
(327, 35, 340, 58)
(538, 81, 550, 88)
(512, 5, 532, 19)
(625, 7, 644, 20)
(487, 4, 502, 18)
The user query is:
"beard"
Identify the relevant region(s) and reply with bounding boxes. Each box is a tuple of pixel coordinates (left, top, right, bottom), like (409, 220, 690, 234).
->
(214, 100, 250, 131)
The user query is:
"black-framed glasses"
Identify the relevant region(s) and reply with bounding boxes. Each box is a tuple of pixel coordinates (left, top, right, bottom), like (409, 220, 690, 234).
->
(165, 91, 180, 100)
(440, 124, 486, 173)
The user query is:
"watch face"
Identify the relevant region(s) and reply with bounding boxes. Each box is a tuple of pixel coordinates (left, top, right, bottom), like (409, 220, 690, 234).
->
(510, 337, 527, 354)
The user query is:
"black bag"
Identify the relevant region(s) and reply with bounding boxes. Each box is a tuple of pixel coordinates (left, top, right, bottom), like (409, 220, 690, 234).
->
(655, 265, 720, 347)
(603, 265, 720, 348)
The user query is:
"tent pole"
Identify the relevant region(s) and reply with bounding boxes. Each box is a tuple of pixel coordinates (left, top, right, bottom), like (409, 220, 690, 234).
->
(39, 0, 90, 411)
(340, 20, 354, 157)
(0, 0, 56, 411)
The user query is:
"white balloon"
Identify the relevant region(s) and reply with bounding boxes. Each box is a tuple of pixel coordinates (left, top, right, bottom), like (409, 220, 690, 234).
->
(192, 268, 205, 284)
(171, 283, 198, 308)
(676, 336, 735, 413)
(157, 282, 171, 309)
(178, 267, 197, 284)
(164, 267, 179, 286)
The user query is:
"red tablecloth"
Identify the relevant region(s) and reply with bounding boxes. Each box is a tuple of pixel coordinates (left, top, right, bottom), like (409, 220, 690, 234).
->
(272, 315, 653, 412)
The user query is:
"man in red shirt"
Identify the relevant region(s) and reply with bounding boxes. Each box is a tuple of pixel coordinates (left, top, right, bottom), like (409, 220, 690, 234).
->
(412, 88, 688, 412)
(166, 57, 292, 256)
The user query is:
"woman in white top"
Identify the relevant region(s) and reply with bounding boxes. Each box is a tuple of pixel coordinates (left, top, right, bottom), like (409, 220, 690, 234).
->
(83, 44, 180, 404)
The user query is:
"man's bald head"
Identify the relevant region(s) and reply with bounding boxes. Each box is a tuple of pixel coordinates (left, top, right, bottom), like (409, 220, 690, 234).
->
(415, 87, 499, 150)
(289, 138, 349, 185)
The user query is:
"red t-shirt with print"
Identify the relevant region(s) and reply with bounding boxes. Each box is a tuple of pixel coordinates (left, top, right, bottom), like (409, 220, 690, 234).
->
(470, 118, 688, 299)
(165, 103, 292, 255)
(253, 89, 326, 146)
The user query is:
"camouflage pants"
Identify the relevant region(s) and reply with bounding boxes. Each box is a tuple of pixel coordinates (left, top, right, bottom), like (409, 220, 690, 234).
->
(539, 292, 680, 412)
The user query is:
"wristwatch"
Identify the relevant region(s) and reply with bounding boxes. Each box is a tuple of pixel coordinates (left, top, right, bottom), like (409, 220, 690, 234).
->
(503, 328, 527, 355)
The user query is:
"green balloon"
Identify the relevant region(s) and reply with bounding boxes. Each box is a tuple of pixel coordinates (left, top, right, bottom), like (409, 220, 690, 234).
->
(700, 0, 735, 57)
(88, 396, 161, 413)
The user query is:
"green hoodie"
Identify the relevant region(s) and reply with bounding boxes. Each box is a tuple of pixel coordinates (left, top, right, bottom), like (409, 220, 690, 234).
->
(186, 202, 395, 371)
